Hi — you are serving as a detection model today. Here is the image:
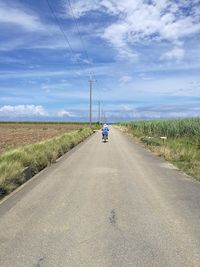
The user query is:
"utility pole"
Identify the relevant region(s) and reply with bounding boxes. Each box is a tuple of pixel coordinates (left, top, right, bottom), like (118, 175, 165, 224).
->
(101, 107, 104, 125)
(89, 74, 92, 128)
(98, 101, 100, 124)
(104, 111, 106, 124)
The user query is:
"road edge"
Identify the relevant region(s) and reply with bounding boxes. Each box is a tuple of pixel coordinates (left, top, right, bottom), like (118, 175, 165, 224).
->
(114, 125, 199, 183)
(0, 131, 98, 207)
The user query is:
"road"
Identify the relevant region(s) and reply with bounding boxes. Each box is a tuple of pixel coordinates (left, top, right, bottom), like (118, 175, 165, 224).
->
(1, 126, 200, 267)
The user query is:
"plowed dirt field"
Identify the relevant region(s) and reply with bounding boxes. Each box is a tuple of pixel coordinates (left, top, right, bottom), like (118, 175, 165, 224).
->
(0, 123, 86, 154)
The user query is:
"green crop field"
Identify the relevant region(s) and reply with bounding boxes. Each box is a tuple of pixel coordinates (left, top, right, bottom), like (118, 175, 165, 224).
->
(119, 118, 200, 180)
(120, 118, 200, 140)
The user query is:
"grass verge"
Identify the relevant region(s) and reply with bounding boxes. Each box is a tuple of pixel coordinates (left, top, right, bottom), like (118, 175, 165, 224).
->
(0, 128, 93, 198)
(117, 122, 200, 181)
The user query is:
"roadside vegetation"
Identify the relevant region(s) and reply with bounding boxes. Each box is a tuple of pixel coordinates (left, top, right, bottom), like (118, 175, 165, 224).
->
(0, 122, 94, 154)
(119, 118, 200, 180)
(0, 127, 93, 198)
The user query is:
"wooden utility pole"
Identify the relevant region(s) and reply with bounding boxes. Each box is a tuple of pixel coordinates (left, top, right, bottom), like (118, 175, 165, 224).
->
(98, 101, 100, 124)
(89, 75, 92, 127)
(101, 107, 104, 124)
(104, 111, 106, 124)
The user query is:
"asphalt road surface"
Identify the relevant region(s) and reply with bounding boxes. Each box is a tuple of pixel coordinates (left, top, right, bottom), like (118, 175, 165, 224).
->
(1, 127, 200, 267)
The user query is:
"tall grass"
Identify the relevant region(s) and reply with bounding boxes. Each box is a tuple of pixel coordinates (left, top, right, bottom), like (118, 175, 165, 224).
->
(120, 118, 200, 141)
(0, 128, 92, 197)
(119, 119, 200, 180)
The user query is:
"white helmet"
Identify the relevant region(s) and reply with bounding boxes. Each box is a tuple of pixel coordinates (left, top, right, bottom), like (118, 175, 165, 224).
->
(103, 124, 107, 128)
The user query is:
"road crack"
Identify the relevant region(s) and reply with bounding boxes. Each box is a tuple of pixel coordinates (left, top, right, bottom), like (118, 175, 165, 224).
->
(109, 209, 117, 225)
(35, 257, 45, 267)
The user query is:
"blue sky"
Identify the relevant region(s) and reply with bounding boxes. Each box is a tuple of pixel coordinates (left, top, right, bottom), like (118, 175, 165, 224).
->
(0, 0, 200, 122)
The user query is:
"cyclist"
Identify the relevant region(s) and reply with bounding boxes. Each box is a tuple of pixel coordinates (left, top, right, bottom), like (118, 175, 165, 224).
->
(101, 124, 109, 140)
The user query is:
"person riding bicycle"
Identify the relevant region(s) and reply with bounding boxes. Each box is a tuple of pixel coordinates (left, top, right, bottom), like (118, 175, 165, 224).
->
(101, 124, 109, 139)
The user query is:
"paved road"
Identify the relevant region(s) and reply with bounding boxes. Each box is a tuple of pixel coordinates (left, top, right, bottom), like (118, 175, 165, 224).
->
(1, 127, 200, 267)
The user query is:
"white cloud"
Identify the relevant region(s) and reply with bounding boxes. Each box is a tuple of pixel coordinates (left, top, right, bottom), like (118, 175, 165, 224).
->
(0, 105, 48, 117)
(57, 109, 76, 117)
(70, 0, 200, 60)
(0, 70, 71, 79)
(42, 81, 71, 93)
(0, 1, 64, 52)
(119, 75, 132, 83)
(161, 47, 185, 61)
(0, 1, 45, 31)
(0, 1, 90, 52)
(138, 73, 153, 81)
(104, 103, 200, 121)
(0, 65, 111, 79)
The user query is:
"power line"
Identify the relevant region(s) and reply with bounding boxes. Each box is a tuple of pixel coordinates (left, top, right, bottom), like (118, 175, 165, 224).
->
(66, 0, 103, 111)
(46, 0, 104, 122)
(67, 0, 91, 64)
(45, 0, 86, 75)
(66, 0, 98, 82)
